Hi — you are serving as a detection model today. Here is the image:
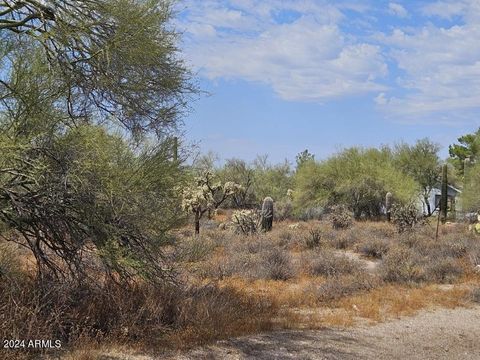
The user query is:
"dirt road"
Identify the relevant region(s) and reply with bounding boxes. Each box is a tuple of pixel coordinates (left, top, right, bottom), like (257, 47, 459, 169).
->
(165, 306, 480, 360)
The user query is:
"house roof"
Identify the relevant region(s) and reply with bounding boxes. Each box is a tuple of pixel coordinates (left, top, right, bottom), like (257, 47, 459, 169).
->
(432, 184, 462, 195)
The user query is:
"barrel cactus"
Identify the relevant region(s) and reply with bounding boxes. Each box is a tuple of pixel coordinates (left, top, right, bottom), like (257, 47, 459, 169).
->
(261, 197, 274, 232)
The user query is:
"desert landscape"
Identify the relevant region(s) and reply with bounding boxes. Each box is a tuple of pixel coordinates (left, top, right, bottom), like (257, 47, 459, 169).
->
(2, 0, 480, 359)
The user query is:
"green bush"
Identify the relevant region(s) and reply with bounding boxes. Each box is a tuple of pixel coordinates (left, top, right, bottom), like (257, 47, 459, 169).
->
(294, 147, 418, 219)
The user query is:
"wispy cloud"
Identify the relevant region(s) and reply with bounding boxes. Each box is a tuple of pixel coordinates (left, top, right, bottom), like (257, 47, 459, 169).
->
(180, 0, 387, 102)
(375, 1, 480, 122)
(388, 3, 408, 18)
(179, 0, 480, 124)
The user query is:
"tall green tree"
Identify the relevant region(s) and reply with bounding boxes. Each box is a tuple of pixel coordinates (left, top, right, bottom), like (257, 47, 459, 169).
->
(461, 162, 480, 213)
(393, 139, 441, 216)
(295, 149, 315, 171)
(1, 0, 195, 138)
(0, 0, 195, 282)
(449, 128, 480, 175)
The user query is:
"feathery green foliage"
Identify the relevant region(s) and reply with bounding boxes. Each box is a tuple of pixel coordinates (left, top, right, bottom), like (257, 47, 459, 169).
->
(0, 0, 194, 283)
(294, 147, 419, 219)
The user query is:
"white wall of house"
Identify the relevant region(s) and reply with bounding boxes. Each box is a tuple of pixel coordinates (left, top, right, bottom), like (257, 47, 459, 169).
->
(417, 186, 461, 216)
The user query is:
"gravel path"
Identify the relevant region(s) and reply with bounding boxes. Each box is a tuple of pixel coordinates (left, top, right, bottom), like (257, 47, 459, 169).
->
(164, 306, 480, 360)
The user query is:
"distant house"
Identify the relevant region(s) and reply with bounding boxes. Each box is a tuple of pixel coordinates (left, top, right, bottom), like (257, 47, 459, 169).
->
(418, 184, 462, 217)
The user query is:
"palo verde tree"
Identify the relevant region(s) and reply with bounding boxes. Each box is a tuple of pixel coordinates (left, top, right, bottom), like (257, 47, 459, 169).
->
(0, 125, 184, 282)
(294, 147, 418, 220)
(0, 0, 196, 283)
(1, 0, 194, 137)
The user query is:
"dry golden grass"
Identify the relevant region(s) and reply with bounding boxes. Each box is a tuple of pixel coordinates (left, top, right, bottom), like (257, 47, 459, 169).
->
(261, 284, 472, 330)
(175, 219, 480, 334)
(4, 218, 480, 359)
(218, 275, 327, 308)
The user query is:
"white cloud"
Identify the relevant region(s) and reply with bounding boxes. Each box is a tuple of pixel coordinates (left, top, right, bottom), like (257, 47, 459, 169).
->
(422, 0, 469, 19)
(180, 0, 480, 125)
(388, 3, 408, 18)
(374, 92, 388, 105)
(374, 0, 480, 122)
(180, 0, 387, 102)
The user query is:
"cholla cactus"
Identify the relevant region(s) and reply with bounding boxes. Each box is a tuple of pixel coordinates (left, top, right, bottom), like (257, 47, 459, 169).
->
(331, 205, 353, 230)
(286, 189, 294, 200)
(182, 170, 243, 234)
(224, 181, 244, 196)
(231, 209, 261, 235)
(391, 203, 423, 233)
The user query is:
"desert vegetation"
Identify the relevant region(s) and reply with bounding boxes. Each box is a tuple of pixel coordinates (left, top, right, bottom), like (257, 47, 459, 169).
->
(2, 1, 480, 360)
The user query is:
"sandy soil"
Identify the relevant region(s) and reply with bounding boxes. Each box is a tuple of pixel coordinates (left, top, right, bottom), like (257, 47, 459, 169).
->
(156, 306, 480, 360)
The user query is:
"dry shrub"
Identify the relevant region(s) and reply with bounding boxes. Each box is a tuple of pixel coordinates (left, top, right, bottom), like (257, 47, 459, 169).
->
(331, 206, 353, 230)
(0, 276, 276, 358)
(261, 248, 293, 281)
(303, 250, 364, 277)
(0, 243, 25, 281)
(309, 273, 380, 302)
(0, 279, 177, 358)
(278, 230, 293, 242)
(381, 244, 465, 284)
(0, 240, 277, 358)
(469, 243, 480, 266)
(304, 229, 322, 249)
(233, 236, 273, 255)
(326, 230, 358, 249)
(424, 258, 464, 283)
(199, 253, 258, 280)
(200, 238, 294, 281)
(172, 284, 276, 344)
(472, 288, 480, 303)
(355, 237, 390, 259)
(355, 221, 396, 239)
(380, 246, 426, 283)
(174, 236, 216, 263)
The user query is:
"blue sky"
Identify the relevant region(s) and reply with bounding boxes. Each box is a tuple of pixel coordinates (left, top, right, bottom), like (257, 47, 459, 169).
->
(177, 0, 480, 164)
